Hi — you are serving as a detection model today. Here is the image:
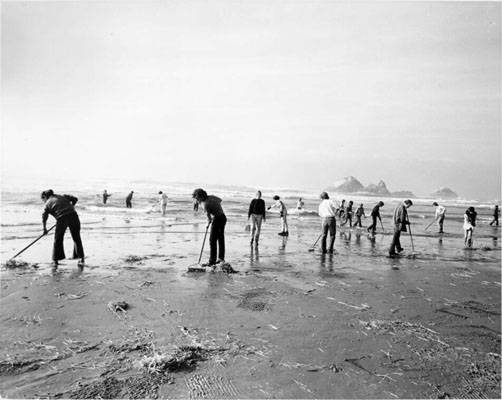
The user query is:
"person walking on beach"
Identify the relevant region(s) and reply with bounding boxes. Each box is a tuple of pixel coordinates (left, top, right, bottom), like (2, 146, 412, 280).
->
(248, 191, 266, 246)
(337, 199, 346, 220)
(432, 202, 446, 233)
(341, 200, 354, 227)
(367, 201, 384, 235)
(126, 191, 134, 208)
(159, 191, 168, 216)
(41, 190, 85, 268)
(268, 195, 288, 236)
(489, 205, 499, 226)
(296, 198, 304, 211)
(389, 199, 413, 257)
(318, 192, 337, 254)
(463, 207, 477, 248)
(102, 190, 111, 205)
(354, 203, 366, 228)
(192, 188, 227, 267)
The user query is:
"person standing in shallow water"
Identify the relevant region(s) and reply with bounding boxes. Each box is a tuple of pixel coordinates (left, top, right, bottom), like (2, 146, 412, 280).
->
(159, 191, 168, 216)
(126, 191, 134, 208)
(489, 205, 499, 226)
(432, 202, 446, 233)
(342, 200, 354, 227)
(354, 203, 366, 228)
(318, 192, 337, 254)
(268, 195, 288, 236)
(41, 189, 85, 268)
(248, 191, 266, 246)
(367, 201, 384, 235)
(102, 190, 111, 205)
(463, 207, 477, 248)
(192, 188, 227, 267)
(389, 199, 413, 257)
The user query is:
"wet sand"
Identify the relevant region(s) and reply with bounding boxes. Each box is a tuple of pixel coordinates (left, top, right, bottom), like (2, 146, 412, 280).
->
(0, 220, 500, 399)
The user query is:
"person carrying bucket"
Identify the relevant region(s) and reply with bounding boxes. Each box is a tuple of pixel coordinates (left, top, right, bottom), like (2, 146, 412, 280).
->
(41, 189, 85, 268)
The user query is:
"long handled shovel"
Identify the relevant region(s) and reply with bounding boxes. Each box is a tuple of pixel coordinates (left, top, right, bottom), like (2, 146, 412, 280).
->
(424, 220, 435, 231)
(407, 219, 417, 258)
(308, 234, 323, 252)
(187, 223, 211, 272)
(10, 225, 56, 260)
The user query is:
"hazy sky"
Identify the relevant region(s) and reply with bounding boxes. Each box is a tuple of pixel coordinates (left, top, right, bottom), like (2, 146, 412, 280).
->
(2, 1, 500, 200)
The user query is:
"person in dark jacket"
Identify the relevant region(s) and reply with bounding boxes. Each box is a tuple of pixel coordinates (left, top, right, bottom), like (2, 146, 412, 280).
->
(193, 188, 227, 267)
(489, 205, 499, 226)
(41, 189, 85, 267)
(248, 191, 266, 246)
(341, 200, 354, 227)
(388, 199, 413, 257)
(125, 191, 134, 208)
(367, 201, 384, 235)
(354, 204, 366, 228)
(102, 190, 112, 204)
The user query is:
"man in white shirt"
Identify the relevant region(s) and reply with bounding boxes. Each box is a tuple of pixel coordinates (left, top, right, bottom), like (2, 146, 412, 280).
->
(159, 191, 169, 216)
(432, 202, 446, 233)
(318, 192, 338, 254)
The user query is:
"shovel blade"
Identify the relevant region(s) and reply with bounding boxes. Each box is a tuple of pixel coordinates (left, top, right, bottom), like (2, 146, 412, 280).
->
(187, 264, 206, 272)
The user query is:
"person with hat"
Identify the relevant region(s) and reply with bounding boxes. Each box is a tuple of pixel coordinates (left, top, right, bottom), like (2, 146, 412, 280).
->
(389, 199, 413, 257)
(41, 189, 85, 268)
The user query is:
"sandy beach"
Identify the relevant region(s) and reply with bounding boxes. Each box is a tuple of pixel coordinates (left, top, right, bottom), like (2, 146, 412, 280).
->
(1, 189, 500, 399)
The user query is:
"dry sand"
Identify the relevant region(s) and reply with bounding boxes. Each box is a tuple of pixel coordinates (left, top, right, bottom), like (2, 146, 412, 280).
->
(0, 228, 500, 399)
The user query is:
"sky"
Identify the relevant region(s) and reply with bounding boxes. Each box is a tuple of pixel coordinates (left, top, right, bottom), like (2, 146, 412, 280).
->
(1, 1, 501, 200)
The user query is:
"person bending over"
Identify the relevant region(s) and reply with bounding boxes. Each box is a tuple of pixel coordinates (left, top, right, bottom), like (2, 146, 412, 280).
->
(41, 189, 85, 268)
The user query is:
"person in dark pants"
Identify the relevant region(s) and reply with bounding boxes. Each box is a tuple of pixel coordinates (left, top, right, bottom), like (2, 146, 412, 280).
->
(354, 204, 366, 228)
(248, 190, 266, 246)
(126, 191, 134, 208)
(367, 201, 384, 235)
(192, 188, 227, 267)
(41, 189, 85, 268)
(489, 205, 499, 226)
(341, 200, 354, 227)
(102, 189, 112, 204)
(389, 199, 413, 257)
(318, 192, 337, 253)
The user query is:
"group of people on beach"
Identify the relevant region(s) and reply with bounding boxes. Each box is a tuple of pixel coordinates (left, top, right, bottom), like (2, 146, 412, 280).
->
(38, 188, 499, 268)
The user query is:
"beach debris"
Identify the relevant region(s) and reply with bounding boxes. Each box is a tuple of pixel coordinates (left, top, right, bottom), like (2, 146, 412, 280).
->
(67, 292, 88, 300)
(139, 280, 154, 287)
(123, 255, 148, 263)
(3, 259, 38, 269)
(107, 301, 129, 313)
(221, 263, 237, 273)
(338, 301, 371, 311)
(268, 324, 279, 330)
(134, 345, 209, 373)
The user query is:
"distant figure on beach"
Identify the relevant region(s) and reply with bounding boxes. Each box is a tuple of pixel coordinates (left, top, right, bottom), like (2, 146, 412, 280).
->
(192, 188, 227, 267)
(489, 205, 499, 226)
(342, 200, 354, 227)
(389, 199, 413, 257)
(126, 191, 134, 208)
(248, 191, 266, 246)
(159, 191, 168, 216)
(432, 202, 446, 233)
(268, 195, 288, 236)
(102, 190, 111, 205)
(463, 207, 477, 248)
(41, 189, 85, 268)
(354, 203, 366, 227)
(367, 201, 384, 235)
(296, 198, 304, 211)
(337, 199, 346, 219)
(318, 192, 337, 254)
